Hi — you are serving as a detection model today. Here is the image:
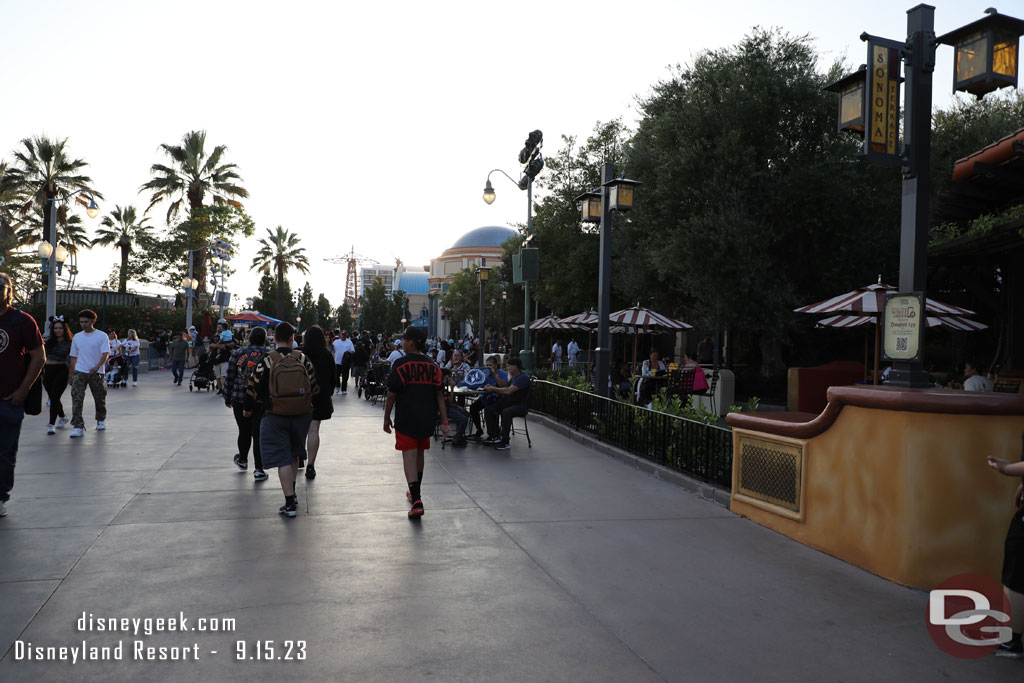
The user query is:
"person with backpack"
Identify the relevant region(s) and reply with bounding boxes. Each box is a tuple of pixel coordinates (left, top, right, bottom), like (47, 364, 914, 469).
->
(226, 326, 270, 482)
(383, 326, 448, 518)
(0, 273, 45, 518)
(243, 322, 319, 517)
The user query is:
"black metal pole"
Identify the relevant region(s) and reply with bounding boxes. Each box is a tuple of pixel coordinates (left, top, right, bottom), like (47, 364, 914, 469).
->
(478, 275, 486, 367)
(595, 162, 614, 398)
(889, 3, 935, 388)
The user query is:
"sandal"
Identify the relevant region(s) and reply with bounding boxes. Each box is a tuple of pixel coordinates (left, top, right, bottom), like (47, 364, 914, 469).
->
(408, 500, 424, 518)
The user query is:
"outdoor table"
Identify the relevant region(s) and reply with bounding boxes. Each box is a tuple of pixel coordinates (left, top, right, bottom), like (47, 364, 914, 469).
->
(452, 386, 485, 407)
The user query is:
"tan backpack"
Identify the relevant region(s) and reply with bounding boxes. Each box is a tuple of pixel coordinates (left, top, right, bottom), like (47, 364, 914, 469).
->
(267, 350, 312, 415)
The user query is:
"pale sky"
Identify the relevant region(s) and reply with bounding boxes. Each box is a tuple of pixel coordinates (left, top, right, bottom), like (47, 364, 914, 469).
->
(0, 0, 997, 308)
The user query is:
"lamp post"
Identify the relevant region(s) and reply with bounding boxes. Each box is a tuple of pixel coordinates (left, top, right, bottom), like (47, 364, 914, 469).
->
(181, 275, 198, 330)
(828, 6, 1024, 387)
(483, 129, 544, 373)
(476, 263, 491, 366)
(42, 190, 98, 336)
(575, 169, 642, 397)
(100, 284, 109, 330)
(501, 290, 508, 347)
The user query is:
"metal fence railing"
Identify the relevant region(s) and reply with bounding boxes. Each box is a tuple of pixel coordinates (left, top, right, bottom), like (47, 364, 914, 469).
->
(531, 380, 733, 490)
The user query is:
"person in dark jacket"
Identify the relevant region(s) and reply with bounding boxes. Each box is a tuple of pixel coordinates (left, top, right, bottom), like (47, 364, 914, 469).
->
(300, 325, 334, 480)
(226, 326, 270, 481)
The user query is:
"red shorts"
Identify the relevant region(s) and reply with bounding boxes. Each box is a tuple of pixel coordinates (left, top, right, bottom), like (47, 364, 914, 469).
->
(395, 431, 430, 452)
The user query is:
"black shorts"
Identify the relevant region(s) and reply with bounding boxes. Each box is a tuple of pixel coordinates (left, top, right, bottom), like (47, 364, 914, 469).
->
(1003, 509, 1024, 593)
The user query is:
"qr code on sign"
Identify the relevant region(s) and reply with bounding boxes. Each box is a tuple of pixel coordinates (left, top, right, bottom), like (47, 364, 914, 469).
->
(896, 337, 908, 352)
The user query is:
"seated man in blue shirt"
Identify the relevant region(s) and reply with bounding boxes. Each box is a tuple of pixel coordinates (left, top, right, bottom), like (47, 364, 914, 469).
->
(468, 355, 507, 441)
(482, 357, 530, 451)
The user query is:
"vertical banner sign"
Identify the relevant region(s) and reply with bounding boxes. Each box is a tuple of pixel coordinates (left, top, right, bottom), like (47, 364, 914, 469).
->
(867, 43, 901, 160)
(882, 292, 924, 362)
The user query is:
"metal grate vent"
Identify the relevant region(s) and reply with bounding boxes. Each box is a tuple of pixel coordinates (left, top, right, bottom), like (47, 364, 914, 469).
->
(737, 437, 802, 512)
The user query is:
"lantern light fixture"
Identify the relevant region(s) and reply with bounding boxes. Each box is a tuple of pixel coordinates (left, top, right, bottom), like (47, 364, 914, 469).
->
(825, 64, 867, 133)
(574, 190, 602, 224)
(603, 177, 643, 212)
(936, 8, 1024, 98)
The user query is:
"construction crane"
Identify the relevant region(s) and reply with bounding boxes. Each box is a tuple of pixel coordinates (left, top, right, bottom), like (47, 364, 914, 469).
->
(324, 246, 377, 314)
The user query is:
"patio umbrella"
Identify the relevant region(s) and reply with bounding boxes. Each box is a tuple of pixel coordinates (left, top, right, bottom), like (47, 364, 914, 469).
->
(795, 278, 983, 384)
(609, 304, 693, 372)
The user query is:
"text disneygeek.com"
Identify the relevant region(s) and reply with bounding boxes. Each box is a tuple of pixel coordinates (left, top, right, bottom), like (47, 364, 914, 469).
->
(12, 612, 307, 663)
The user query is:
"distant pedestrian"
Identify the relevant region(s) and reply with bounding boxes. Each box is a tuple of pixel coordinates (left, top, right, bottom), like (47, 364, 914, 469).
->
(43, 315, 73, 434)
(167, 332, 189, 385)
(123, 328, 141, 386)
(151, 329, 168, 370)
(567, 338, 579, 367)
(69, 309, 110, 437)
(697, 334, 714, 365)
(301, 325, 334, 480)
(332, 329, 354, 395)
(550, 340, 563, 370)
(0, 273, 45, 517)
(226, 326, 270, 481)
(383, 326, 447, 518)
(351, 338, 370, 398)
(244, 322, 319, 517)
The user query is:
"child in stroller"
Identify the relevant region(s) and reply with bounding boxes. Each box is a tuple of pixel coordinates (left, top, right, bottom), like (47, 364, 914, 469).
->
(105, 352, 128, 388)
(189, 349, 217, 392)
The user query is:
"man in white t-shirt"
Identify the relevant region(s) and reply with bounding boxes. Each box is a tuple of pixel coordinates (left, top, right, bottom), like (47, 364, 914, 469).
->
(387, 341, 406, 365)
(68, 309, 111, 437)
(332, 330, 355, 395)
(550, 341, 563, 370)
(567, 339, 579, 367)
(962, 361, 994, 392)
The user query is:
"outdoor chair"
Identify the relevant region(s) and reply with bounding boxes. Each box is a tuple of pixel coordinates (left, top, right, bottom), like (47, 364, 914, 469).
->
(666, 368, 696, 400)
(705, 370, 719, 415)
(509, 378, 533, 447)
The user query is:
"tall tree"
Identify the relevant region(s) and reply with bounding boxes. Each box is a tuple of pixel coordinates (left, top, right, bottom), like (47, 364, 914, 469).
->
(297, 282, 316, 326)
(440, 269, 503, 336)
(92, 205, 153, 293)
(251, 226, 309, 320)
(357, 276, 390, 332)
(141, 130, 248, 291)
(336, 301, 354, 330)
(625, 28, 900, 377)
(316, 293, 333, 329)
(252, 271, 295, 321)
(5, 136, 103, 245)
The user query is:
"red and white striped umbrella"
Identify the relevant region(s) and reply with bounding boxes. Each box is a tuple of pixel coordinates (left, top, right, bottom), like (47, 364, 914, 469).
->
(512, 315, 588, 332)
(608, 304, 692, 331)
(817, 314, 988, 332)
(560, 310, 600, 326)
(794, 281, 976, 317)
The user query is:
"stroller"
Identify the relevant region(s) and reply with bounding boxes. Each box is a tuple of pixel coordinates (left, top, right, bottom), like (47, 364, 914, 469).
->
(363, 362, 390, 405)
(189, 350, 217, 392)
(105, 354, 128, 388)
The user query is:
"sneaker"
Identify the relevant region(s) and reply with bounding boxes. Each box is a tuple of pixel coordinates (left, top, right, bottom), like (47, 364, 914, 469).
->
(467, 431, 484, 441)
(96, 421, 106, 431)
(233, 455, 248, 471)
(305, 465, 316, 479)
(495, 441, 511, 450)
(0, 501, 6, 517)
(70, 428, 85, 438)
(357, 386, 362, 398)
(279, 503, 297, 517)
(132, 381, 137, 387)
(482, 437, 501, 445)
(408, 500, 424, 518)
(452, 440, 468, 448)
(342, 391, 347, 396)
(46, 424, 55, 435)
(56, 416, 69, 429)
(253, 470, 268, 481)
(996, 640, 1024, 658)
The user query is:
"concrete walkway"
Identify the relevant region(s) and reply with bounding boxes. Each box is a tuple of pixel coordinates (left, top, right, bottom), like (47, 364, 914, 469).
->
(0, 373, 1017, 682)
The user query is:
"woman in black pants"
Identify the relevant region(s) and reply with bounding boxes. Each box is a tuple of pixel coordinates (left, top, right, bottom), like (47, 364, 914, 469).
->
(299, 325, 335, 480)
(43, 316, 73, 435)
(225, 327, 270, 481)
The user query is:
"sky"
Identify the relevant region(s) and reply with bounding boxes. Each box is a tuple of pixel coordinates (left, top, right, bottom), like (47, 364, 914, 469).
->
(0, 0, 1002, 309)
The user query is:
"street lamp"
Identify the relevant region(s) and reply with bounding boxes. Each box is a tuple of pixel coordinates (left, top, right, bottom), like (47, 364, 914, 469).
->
(42, 190, 99, 335)
(482, 128, 544, 372)
(181, 276, 198, 331)
(476, 263, 491, 366)
(100, 284, 109, 330)
(576, 168, 642, 398)
(829, 6, 1024, 386)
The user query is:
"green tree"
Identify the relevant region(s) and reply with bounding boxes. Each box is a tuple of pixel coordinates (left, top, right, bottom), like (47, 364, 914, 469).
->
(440, 269, 503, 336)
(141, 130, 248, 291)
(388, 289, 411, 333)
(316, 293, 333, 328)
(251, 226, 309, 320)
(92, 205, 154, 293)
(336, 302, 354, 331)
(624, 28, 900, 377)
(297, 282, 316, 326)
(358, 276, 390, 332)
(5, 135, 103, 247)
(252, 271, 295, 321)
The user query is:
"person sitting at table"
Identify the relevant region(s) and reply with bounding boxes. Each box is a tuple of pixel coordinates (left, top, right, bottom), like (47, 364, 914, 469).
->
(468, 355, 508, 440)
(951, 360, 993, 392)
(683, 352, 709, 393)
(614, 363, 632, 401)
(444, 350, 472, 385)
(637, 350, 668, 406)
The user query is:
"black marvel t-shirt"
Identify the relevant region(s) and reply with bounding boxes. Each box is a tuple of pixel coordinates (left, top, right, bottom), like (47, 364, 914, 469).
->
(387, 353, 443, 439)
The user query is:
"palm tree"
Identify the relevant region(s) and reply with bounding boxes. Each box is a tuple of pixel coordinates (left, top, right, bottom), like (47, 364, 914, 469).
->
(5, 136, 102, 244)
(141, 130, 248, 292)
(92, 205, 153, 293)
(252, 226, 309, 319)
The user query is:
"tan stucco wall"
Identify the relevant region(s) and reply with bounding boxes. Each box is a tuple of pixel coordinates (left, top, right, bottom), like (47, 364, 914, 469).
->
(731, 406, 1024, 589)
